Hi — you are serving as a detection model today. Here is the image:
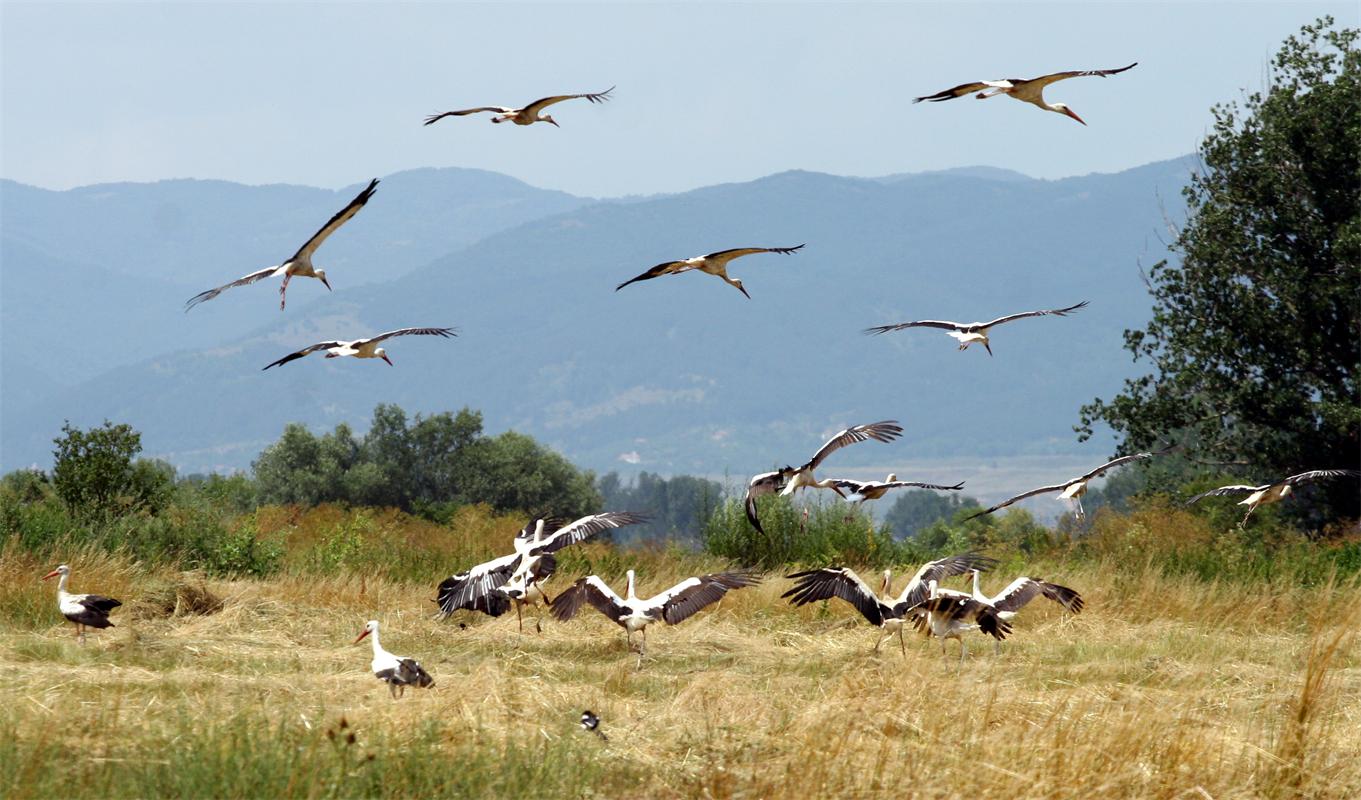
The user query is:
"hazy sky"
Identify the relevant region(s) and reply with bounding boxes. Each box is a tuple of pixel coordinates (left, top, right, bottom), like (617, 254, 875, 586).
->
(2, 2, 1354, 197)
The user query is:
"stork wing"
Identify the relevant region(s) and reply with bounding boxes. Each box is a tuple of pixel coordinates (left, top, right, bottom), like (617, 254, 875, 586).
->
(829, 479, 869, 496)
(1077, 451, 1154, 482)
(290, 178, 379, 262)
(701, 244, 805, 265)
(912, 81, 1000, 103)
(261, 341, 345, 370)
(896, 552, 999, 609)
(394, 657, 435, 689)
(1185, 484, 1262, 504)
(549, 576, 627, 623)
(743, 492, 766, 535)
(423, 107, 515, 125)
(863, 319, 967, 336)
(615, 260, 686, 292)
(879, 480, 966, 492)
(1283, 469, 1361, 486)
(436, 552, 520, 615)
(360, 327, 459, 346)
(905, 596, 1012, 640)
(963, 483, 1072, 520)
(979, 301, 1089, 329)
(1028, 63, 1138, 90)
(77, 594, 123, 613)
(522, 86, 614, 116)
(184, 265, 281, 311)
(652, 571, 760, 625)
(782, 567, 885, 626)
(805, 421, 904, 470)
(991, 577, 1084, 615)
(531, 511, 650, 555)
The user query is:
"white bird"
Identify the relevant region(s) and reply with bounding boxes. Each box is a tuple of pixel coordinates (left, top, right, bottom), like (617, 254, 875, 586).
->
(42, 564, 121, 643)
(424, 87, 614, 127)
(904, 581, 1012, 662)
(964, 451, 1162, 521)
(782, 553, 997, 656)
(615, 245, 804, 299)
(353, 620, 434, 699)
(864, 301, 1089, 356)
(261, 327, 456, 370)
(1187, 469, 1361, 525)
(186, 178, 378, 311)
(742, 467, 796, 536)
(550, 569, 760, 665)
(965, 569, 1083, 653)
(435, 512, 649, 631)
(914, 63, 1138, 125)
(828, 474, 965, 505)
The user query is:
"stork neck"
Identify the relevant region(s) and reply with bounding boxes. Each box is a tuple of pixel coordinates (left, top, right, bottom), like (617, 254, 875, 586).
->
(367, 628, 383, 656)
(625, 571, 637, 602)
(55, 572, 70, 595)
(970, 571, 984, 601)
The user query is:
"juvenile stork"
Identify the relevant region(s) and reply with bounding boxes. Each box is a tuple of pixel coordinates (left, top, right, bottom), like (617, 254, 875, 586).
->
(186, 178, 378, 311)
(782, 553, 997, 656)
(550, 569, 760, 665)
(615, 245, 804, 299)
(864, 301, 1088, 356)
(424, 87, 614, 127)
(914, 63, 1138, 125)
(262, 327, 456, 369)
(353, 620, 434, 699)
(1187, 469, 1361, 525)
(964, 451, 1163, 521)
(904, 581, 1012, 662)
(42, 564, 121, 642)
(828, 475, 965, 505)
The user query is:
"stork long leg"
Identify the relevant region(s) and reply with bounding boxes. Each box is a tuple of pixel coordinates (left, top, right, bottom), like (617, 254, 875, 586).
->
(515, 602, 523, 634)
(279, 273, 291, 310)
(898, 627, 907, 659)
(874, 628, 889, 653)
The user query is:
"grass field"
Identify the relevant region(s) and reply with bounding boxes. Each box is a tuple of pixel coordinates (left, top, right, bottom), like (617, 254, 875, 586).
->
(2, 513, 1359, 799)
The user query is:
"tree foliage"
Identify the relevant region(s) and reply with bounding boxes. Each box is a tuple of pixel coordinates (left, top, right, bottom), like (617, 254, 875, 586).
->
(1079, 18, 1361, 524)
(883, 489, 981, 540)
(51, 420, 173, 518)
(596, 471, 724, 545)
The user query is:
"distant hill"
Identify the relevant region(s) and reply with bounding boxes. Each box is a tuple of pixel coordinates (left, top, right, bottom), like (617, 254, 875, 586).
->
(1, 158, 1193, 493)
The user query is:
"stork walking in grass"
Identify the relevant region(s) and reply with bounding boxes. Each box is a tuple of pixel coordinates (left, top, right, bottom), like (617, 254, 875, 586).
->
(964, 451, 1165, 521)
(914, 63, 1138, 125)
(354, 620, 434, 699)
(42, 564, 120, 643)
(904, 581, 1012, 662)
(186, 178, 378, 311)
(864, 301, 1089, 356)
(1186, 469, 1361, 525)
(424, 87, 614, 127)
(615, 245, 804, 299)
(261, 327, 456, 370)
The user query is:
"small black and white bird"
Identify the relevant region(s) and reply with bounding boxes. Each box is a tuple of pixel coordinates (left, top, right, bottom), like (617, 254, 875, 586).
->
(904, 582, 1012, 661)
(828, 475, 965, 505)
(1186, 469, 1361, 525)
(42, 564, 120, 642)
(186, 178, 378, 311)
(354, 620, 434, 699)
(914, 63, 1138, 125)
(424, 87, 614, 127)
(551, 569, 760, 665)
(580, 710, 607, 740)
(864, 301, 1089, 356)
(615, 245, 804, 299)
(964, 451, 1163, 521)
(782, 553, 997, 656)
(261, 327, 456, 370)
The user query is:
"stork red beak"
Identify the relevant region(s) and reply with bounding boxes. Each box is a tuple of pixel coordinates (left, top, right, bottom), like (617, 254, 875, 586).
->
(1064, 107, 1087, 126)
(321, 276, 333, 292)
(42, 569, 60, 581)
(353, 630, 370, 644)
(381, 355, 393, 366)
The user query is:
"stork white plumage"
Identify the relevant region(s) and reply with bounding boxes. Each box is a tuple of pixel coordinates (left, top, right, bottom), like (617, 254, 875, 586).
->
(828, 474, 965, 505)
(914, 63, 1138, 124)
(353, 620, 434, 699)
(42, 564, 121, 643)
(864, 301, 1089, 356)
(904, 580, 1012, 662)
(966, 569, 1083, 653)
(186, 178, 378, 311)
(261, 327, 456, 370)
(615, 245, 804, 299)
(964, 450, 1165, 521)
(424, 87, 613, 127)
(1187, 469, 1361, 525)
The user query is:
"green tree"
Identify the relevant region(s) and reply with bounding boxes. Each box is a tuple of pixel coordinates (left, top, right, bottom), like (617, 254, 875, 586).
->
(51, 420, 171, 518)
(1078, 18, 1361, 526)
(883, 489, 981, 540)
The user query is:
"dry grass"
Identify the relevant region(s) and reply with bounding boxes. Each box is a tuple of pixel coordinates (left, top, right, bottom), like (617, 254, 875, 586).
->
(2, 544, 1359, 799)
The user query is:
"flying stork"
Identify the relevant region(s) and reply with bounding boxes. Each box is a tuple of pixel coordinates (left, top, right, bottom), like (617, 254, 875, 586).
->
(615, 245, 804, 299)
(914, 63, 1138, 125)
(782, 553, 998, 656)
(424, 87, 614, 127)
(1186, 469, 1361, 525)
(550, 569, 760, 665)
(904, 581, 1012, 662)
(261, 327, 456, 370)
(828, 475, 965, 505)
(864, 301, 1089, 356)
(42, 564, 121, 642)
(353, 620, 434, 699)
(186, 178, 378, 311)
(964, 450, 1164, 521)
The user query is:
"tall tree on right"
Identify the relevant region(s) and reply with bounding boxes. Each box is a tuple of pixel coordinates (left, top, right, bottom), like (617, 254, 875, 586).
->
(1078, 18, 1360, 526)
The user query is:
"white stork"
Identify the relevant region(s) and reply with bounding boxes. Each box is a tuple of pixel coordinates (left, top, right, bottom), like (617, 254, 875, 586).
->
(966, 569, 1083, 653)
(42, 564, 121, 642)
(828, 475, 965, 505)
(964, 450, 1164, 521)
(353, 620, 434, 699)
(261, 327, 456, 370)
(1187, 469, 1361, 525)
(782, 553, 998, 656)
(435, 512, 649, 631)
(186, 178, 378, 311)
(424, 87, 614, 127)
(864, 301, 1089, 356)
(615, 245, 804, 299)
(914, 63, 1138, 125)
(904, 581, 1012, 662)
(550, 569, 760, 665)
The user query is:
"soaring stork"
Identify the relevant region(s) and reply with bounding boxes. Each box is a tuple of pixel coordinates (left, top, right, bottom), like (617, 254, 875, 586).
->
(550, 569, 760, 665)
(615, 245, 804, 299)
(904, 581, 1012, 662)
(964, 451, 1163, 521)
(435, 512, 649, 631)
(353, 620, 434, 699)
(42, 564, 121, 642)
(828, 475, 965, 505)
(743, 420, 903, 534)
(186, 178, 378, 311)
(261, 327, 456, 370)
(424, 87, 614, 127)
(1187, 469, 1361, 525)
(782, 553, 998, 656)
(864, 301, 1089, 356)
(914, 63, 1138, 125)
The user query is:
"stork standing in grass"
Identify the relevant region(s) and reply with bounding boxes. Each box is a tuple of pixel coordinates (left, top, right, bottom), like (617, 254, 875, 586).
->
(424, 87, 614, 127)
(615, 245, 804, 299)
(905, 581, 1012, 662)
(1186, 469, 1361, 525)
(864, 301, 1089, 356)
(42, 564, 120, 643)
(353, 620, 434, 699)
(913, 63, 1138, 124)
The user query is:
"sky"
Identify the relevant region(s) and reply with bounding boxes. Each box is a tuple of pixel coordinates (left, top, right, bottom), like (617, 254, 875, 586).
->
(1, 2, 1355, 198)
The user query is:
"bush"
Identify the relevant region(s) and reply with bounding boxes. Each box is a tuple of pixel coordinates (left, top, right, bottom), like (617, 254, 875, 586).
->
(703, 495, 909, 568)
